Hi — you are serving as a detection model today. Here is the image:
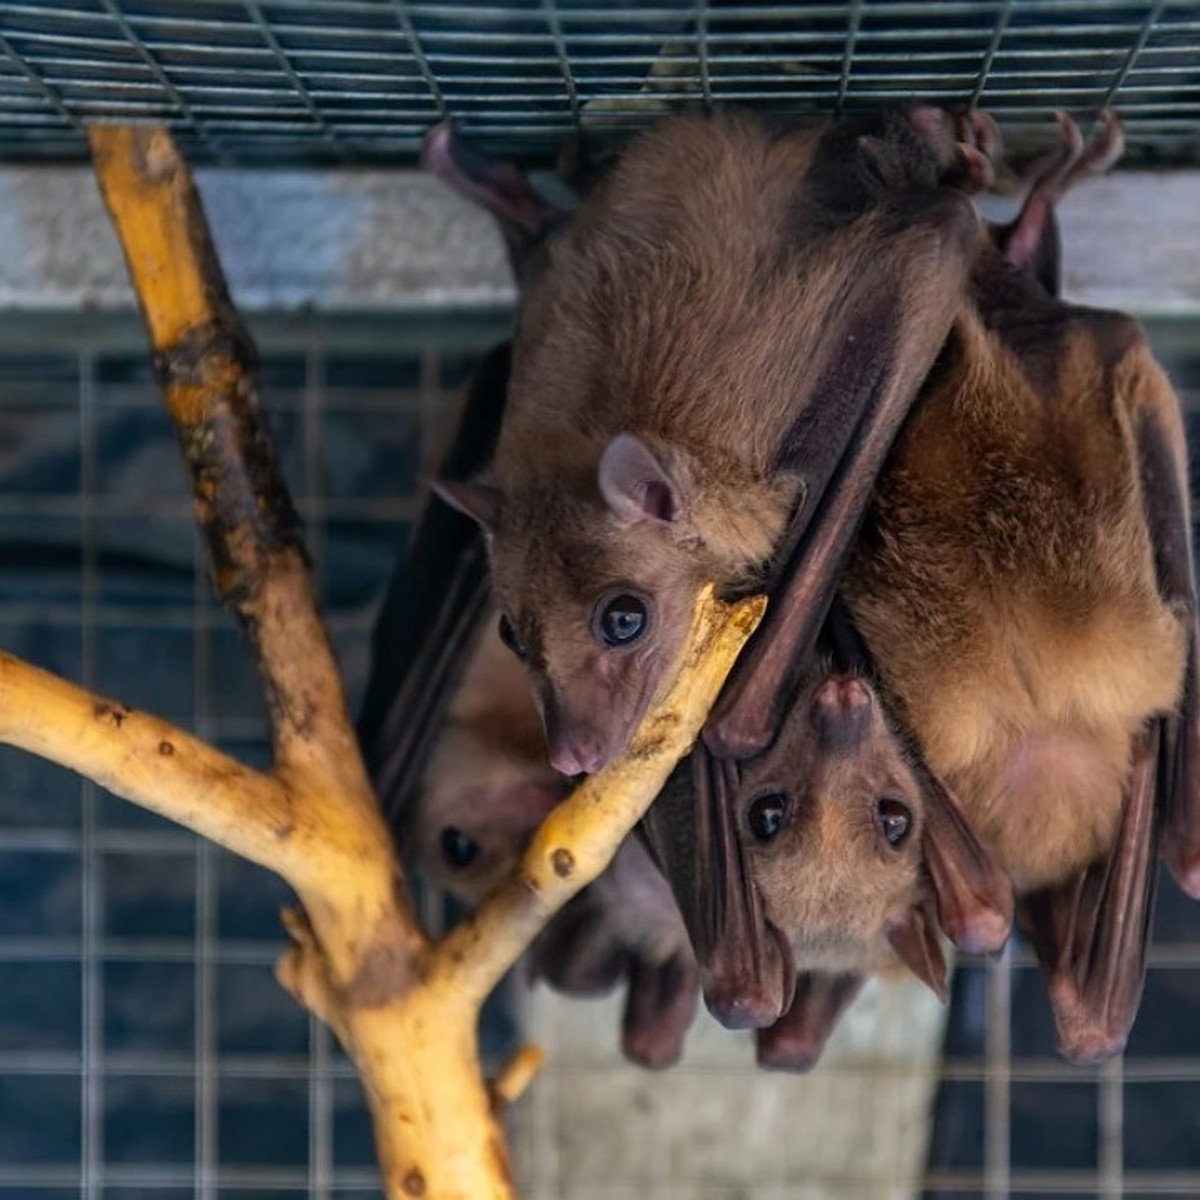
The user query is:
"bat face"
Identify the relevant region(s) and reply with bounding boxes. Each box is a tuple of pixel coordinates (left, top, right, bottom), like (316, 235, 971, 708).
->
(410, 719, 569, 904)
(736, 671, 929, 974)
(489, 475, 719, 777)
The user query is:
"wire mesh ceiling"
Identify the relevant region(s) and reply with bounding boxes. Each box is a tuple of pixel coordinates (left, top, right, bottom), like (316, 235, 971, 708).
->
(0, 1, 1198, 167)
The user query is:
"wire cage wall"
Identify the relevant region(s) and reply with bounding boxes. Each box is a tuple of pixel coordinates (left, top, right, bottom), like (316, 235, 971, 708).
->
(1, 2, 1200, 1199)
(1, 1, 1200, 166)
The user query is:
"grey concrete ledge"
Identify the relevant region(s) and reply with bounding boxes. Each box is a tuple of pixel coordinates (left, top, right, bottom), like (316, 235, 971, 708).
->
(1, 165, 1199, 318)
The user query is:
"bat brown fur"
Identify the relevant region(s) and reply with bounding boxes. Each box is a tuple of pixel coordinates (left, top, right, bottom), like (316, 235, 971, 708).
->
(439, 108, 978, 775)
(408, 609, 699, 1068)
(735, 116, 1193, 1060)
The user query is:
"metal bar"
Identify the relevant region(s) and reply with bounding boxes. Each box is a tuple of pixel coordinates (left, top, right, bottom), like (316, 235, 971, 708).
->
(836, 0, 862, 109)
(968, 0, 1013, 108)
(79, 346, 102, 1200)
(542, 0, 581, 129)
(240, 0, 348, 160)
(695, 0, 711, 108)
(94, 0, 228, 163)
(984, 943, 1012, 1200)
(1102, 0, 1167, 108)
(0, 29, 79, 128)
(388, 0, 447, 117)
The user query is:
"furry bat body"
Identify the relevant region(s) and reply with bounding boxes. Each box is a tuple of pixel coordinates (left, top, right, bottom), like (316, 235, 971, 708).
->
(726, 116, 1199, 1063)
(405, 611, 699, 1068)
(362, 130, 698, 1068)
(437, 108, 981, 777)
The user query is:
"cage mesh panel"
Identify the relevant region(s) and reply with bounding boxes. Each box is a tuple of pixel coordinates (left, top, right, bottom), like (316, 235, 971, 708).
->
(0, 1, 1199, 165)
(0, 318, 1198, 1195)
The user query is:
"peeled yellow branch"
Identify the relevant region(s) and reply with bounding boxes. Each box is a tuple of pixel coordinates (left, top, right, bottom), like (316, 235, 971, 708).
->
(29, 122, 773, 1199)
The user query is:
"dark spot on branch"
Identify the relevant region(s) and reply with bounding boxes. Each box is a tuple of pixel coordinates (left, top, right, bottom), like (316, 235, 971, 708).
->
(402, 1168, 426, 1196)
(551, 848, 575, 878)
(158, 740, 174, 756)
(275, 820, 295, 841)
(93, 702, 129, 728)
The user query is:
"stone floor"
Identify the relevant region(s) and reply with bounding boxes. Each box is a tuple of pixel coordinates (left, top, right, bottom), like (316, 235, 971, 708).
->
(510, 971, 948, 1200)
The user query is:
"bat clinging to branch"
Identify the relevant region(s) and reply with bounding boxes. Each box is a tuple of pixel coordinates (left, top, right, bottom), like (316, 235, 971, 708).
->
(719, 112, 1198, 1063)
(434, 107, 980, 778)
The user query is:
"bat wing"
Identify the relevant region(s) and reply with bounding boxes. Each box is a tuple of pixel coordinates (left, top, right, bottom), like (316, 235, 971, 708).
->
(640, 744, 797, 1030)
(1018, 721, 1161, 1063)
(621, 952, 700, 1070)
(755, 972, 864, 1072)
(357, 342, 511, 827)
(1017, 333, 1198, 1063)
(705, 187, 977, 760)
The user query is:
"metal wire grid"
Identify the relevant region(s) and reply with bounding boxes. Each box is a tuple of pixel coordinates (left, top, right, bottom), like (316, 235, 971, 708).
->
(0, 1, 1199, 167)
(0, 312, 1196, 1197)
(0, 319, 507, 1198)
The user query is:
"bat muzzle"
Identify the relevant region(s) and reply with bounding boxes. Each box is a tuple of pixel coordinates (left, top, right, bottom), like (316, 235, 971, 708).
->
(810, 675, 872, 752)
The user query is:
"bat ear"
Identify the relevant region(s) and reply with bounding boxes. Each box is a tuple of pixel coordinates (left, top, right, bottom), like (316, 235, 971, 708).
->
(430, 479, 502, 535)
(886, 901, 949, 1002)
(598, 433, 680, 525)
(919, 769, 1014, 954)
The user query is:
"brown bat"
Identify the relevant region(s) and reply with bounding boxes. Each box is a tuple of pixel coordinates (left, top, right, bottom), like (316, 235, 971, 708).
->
(403, 609, 699, 1069)
(417, 109, 994, 1032)
(435, 107, 982, 779)
(361, 130, 697, 1069)
(717, 112, 1200, 1064)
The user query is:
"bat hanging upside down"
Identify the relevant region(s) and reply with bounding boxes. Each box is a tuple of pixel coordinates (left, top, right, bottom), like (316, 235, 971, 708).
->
(692, 111, 1200, 1066)
(402, 606, 700, 1069)
(364, 104, 1199, 1072)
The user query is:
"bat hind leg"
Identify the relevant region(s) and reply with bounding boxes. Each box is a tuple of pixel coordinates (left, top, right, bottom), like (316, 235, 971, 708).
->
(1018, 721, 1161, 1063)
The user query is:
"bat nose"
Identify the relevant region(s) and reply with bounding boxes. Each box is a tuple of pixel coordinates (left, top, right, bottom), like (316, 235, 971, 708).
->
(810, 676, 871, 750)
(548, 737, 605, 777)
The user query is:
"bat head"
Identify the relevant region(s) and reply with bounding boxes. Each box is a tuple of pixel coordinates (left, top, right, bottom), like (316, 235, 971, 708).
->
(408, 719, 569, 905)
(436, 437, 719, 777)
(736, 671, 934, 979)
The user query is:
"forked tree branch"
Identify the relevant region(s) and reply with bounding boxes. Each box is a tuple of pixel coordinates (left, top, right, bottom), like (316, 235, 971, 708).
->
(0, 124, 768, 1199)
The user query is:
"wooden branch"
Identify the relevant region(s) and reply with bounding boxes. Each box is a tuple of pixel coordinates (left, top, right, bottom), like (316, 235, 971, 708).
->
(0, 122, 774, 1200)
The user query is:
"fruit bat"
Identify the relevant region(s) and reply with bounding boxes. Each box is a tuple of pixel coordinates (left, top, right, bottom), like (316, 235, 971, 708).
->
(705, 112, 1200, 1064)
(401, 602, 699, 1069)
(360, 126, 697, 1069)
(383, 109, 992, 1037)
(434, 106, 982, 778)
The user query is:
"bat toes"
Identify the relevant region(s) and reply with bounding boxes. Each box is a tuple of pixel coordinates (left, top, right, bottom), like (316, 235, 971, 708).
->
(1049, 978, 1133, 1064)
(620, 1026, 685, 1070)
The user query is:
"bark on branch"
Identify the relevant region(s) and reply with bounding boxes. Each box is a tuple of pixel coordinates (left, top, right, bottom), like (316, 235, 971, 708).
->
(0, 123, 774, 1199)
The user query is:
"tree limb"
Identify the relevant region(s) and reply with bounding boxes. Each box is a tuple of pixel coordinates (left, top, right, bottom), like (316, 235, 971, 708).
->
(13, 123, 771, 1199)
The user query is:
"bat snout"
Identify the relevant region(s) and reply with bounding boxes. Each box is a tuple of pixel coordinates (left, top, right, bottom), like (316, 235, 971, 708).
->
(810, 676, 872, 750)
(548, 737, 607, 777)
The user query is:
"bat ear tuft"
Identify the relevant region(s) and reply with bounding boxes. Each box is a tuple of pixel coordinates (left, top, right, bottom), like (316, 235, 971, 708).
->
(430, 479, 502, 534)
(598, 433, 679, 525)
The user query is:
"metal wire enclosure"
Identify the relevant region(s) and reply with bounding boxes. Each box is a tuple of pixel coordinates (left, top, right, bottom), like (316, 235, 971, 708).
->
(1, 1, 1200, 166)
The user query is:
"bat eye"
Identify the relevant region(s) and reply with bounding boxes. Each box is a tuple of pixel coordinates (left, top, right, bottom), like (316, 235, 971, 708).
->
(747, 793, 787, 842)
(876, 798, 912, 848)
(498, 613, 531, 662)
(440, 826, 481, 869)
(593, 591, 650, 648)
